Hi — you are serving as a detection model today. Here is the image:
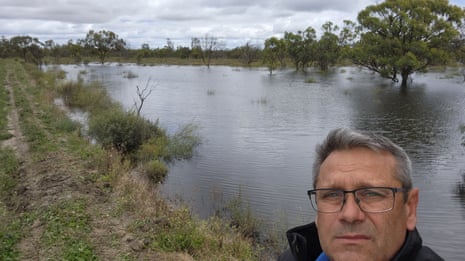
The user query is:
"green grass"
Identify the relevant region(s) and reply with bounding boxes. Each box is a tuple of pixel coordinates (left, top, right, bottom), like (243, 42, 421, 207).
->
(0, 60, 99, 260)
(0, 147, 21, 260)
(0, 215, 25, 260)
(0, 61, 22, 259)
(41, 199, 97, 260)
(0, 148, 19, 199)
(0, 60, 20, 260)
(131, 207, 258, 260)
(225, 196, 262, 239)
(151, 208, 206, 254)
(10, 64, 58, 156)
(0, 60, 11, 141)
(305, 77, 317, 83)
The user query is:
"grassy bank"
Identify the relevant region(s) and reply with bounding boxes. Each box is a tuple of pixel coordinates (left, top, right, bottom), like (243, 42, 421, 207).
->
(0, 59, 267, 260)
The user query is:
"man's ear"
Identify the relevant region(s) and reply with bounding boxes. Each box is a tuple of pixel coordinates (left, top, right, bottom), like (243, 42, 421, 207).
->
(405, 188, 419, 231)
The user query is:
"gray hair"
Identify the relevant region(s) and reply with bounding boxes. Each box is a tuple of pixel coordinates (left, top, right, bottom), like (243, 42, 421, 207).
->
(312, 128, 413, 192)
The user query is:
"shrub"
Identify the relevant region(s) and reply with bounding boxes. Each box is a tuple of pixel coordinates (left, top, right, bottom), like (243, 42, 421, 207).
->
(136, 123, 201, 163)
(136, 137, 169, 162)
(165, 123, 201, 161)
(123, 70, 138, 79)
(88, 109, 165, 156)
(57, 81, 118, 113)
(143, 160, 168, 183)
(305, 77, 317, 83)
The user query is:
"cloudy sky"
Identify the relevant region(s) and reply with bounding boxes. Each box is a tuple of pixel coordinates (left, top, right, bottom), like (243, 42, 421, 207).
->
(1, 0, 465, 49)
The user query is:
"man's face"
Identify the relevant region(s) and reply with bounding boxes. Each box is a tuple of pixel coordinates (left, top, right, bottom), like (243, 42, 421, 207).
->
(315, 148, 418, 261)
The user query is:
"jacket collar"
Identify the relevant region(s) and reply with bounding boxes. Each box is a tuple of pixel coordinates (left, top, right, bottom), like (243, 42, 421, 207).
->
(285, 222, 322, 261)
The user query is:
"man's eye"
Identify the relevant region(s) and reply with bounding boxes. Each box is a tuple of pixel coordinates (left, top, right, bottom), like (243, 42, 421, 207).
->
(320, 191, 341, 199)
(359, 189, 386, 198)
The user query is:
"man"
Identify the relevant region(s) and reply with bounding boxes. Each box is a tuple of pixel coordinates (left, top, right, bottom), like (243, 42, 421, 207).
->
(279, 128, 443, 261)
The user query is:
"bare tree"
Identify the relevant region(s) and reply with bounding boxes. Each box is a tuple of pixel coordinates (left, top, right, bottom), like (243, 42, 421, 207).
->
(240, 41, 261, 66)
(191, 34, 218, 68)
(133, 78, 156, 116)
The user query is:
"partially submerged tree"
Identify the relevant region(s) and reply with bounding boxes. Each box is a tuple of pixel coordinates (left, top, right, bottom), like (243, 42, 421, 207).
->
(66, 39, 84, 64)
(284, 27, 317, 71)
(315, 22, 341, 71)
(133, 78, 156, 116)
(352, 0, 465, 87)
(263, 37, 286, 75)
(191, 34, 218, 68)
(44, 39, 61, 63)
(83, 30, 126, 64)
(452, 22, 465, 68)
(339, 20, 362, 59)
(239, 41, 261, 66)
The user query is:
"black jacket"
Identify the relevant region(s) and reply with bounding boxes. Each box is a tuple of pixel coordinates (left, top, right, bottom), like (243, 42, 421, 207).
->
(278, 222, 443, 261)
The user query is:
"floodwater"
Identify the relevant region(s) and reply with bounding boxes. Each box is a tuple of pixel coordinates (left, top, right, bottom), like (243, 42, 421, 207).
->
(60, 63, 465, 259)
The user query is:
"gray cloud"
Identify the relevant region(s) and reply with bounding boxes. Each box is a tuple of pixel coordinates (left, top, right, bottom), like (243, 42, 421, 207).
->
(1, 0, 464, 48)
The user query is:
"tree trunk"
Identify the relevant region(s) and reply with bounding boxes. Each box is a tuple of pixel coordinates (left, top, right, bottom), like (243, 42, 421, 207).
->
(400, 76, 408, 88)
(400, 71, 410, 88)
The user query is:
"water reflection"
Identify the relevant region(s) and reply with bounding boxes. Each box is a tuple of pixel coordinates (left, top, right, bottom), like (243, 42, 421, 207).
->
(455, 173, 465, 209)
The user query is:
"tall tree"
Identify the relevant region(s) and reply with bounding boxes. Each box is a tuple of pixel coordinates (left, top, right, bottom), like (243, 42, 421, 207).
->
(83, 30, 126, 64)
(239, 41, 261, 66)
(44, 39, 62, 63)
(315, 22, 341, 71)
(263, 37, 286, 75)
(0, 37, 10, 58)
(67, 39, 84, 63)
(452, 22, 465, 66)
(9, 36, 44, 65)
(353, 0, 464, 87)
(284, 27, 316, 71)
(338, 20, 362, 60)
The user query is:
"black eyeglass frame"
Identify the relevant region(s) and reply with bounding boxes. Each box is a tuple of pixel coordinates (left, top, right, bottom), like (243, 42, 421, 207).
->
(307, 187, 410, 213)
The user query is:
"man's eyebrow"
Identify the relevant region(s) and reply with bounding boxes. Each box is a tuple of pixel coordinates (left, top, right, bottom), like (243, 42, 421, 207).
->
(318, 182, 385, 189)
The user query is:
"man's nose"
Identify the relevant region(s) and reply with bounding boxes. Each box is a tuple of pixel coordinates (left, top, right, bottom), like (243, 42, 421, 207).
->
(339, 193, 365, 223)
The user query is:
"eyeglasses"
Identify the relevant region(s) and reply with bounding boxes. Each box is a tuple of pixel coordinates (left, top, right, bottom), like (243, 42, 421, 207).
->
(307, 187, 409, 213)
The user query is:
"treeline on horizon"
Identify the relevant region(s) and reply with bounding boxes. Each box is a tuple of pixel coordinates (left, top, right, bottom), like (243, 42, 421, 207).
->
(2, 0, 465, 86)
